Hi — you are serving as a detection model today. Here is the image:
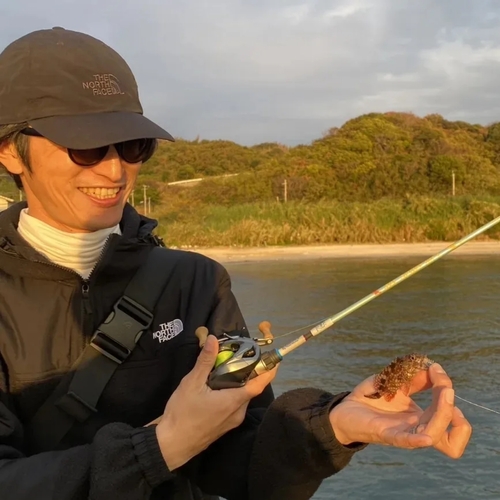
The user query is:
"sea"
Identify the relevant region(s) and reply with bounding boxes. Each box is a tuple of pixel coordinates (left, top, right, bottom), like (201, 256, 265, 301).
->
(225, 254, 500, 499)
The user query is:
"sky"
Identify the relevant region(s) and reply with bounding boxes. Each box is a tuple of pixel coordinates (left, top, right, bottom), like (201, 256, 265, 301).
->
(1, 0, 500, 146)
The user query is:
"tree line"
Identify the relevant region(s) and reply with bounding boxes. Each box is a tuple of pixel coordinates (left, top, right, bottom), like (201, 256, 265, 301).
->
(140, 112, 500, 207)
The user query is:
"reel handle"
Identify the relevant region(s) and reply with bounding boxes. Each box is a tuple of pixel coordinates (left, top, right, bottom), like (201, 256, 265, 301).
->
(195, 326, 209, 347)
(258, 321, 274, 342)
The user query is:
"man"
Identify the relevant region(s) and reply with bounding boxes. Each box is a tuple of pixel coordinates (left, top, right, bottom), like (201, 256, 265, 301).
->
(0, 27, 471, 500)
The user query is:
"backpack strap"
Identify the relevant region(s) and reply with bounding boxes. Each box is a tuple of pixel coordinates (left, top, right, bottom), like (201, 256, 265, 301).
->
(25, 246, 179, 453)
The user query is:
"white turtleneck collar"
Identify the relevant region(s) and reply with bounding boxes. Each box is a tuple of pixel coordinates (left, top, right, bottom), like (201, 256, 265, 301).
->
(17, 208, 121, 279)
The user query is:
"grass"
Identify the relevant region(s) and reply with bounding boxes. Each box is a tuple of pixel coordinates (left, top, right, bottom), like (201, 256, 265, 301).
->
(151, 195, 500, 247)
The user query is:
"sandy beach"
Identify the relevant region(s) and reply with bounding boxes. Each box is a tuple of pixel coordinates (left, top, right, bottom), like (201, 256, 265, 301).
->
(182, 241, 500, 263)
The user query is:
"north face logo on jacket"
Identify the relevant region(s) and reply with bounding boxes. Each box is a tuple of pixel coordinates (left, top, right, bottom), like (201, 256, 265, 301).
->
(152, 319, 184, 343)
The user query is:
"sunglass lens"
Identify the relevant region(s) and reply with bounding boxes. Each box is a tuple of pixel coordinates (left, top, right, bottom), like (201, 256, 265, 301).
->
(69, 146, 109, 166)
(68, 139, 157, 166)
(120, 139, 156, 163)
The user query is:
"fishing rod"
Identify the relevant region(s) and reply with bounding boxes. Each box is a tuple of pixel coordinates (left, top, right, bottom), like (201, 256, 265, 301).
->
(200, 214, 500, 390)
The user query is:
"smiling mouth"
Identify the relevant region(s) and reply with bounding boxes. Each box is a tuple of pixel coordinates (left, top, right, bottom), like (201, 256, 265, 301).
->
(79, 187, 121, 200)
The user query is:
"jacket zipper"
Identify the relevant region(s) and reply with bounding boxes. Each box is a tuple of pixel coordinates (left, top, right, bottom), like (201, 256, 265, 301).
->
(79, 281, 94, 351)
(2, 234, 117, 350)
(78, 235, 116, 347)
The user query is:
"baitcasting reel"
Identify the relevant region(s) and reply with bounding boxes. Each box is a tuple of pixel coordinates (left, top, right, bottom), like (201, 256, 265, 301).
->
(195, 322, 275, 390)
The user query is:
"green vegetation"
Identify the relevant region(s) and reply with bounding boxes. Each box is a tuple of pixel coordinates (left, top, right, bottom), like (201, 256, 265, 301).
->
(153, 196, 500, 247)
(0, 177, 20, 200)
(3, 112, 500, 246)
(145, 112, 500, 246)
(143, 112, 500, 201)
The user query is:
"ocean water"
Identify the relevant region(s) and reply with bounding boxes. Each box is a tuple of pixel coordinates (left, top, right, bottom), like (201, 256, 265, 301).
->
(226, 254, 500, 499)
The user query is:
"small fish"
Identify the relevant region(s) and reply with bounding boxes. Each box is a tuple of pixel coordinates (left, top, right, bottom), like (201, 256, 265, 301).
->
(364, 353, 434, 401)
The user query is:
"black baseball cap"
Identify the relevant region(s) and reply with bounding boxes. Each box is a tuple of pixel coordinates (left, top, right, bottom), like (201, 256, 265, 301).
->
(0, 27, 175, 149)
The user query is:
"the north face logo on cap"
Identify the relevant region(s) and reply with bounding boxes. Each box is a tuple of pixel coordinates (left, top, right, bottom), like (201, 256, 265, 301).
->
(82, 73, 125, 96)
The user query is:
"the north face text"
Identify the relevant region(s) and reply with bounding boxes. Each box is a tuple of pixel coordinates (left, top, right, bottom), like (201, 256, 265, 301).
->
(152, 319, 184, 343)
(82, 74, 125, 96)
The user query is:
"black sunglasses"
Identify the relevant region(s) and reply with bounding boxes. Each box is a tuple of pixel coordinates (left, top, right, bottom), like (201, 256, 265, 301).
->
(21, 128, 157, 167)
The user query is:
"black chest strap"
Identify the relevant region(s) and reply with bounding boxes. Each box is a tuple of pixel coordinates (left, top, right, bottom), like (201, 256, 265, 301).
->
(25, 246, 181, 453)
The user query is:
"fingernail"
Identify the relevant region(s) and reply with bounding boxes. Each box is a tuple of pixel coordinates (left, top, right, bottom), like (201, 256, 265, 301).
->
(455, 407, 464, 417)
(446, 388, 455, 404)
(433, 363, 445, 373)
(203, 335, 217, 354)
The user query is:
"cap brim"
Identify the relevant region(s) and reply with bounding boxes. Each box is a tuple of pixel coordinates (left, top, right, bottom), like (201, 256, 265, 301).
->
(28, 112, 175, 149)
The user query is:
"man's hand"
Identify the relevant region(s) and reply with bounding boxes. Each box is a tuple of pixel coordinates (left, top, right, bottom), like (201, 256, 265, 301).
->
(329, 362, 472, 459)
(154, 335, 276, 470)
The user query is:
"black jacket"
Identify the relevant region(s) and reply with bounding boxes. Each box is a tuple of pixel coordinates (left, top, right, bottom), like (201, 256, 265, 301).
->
(0, 202, 366, 500)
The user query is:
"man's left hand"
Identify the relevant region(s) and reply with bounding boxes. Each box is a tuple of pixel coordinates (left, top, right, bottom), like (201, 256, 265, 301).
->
(329, 362, 472, 459)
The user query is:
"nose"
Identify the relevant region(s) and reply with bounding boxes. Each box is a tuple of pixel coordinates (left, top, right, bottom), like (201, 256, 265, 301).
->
(91, 145, 125, 182)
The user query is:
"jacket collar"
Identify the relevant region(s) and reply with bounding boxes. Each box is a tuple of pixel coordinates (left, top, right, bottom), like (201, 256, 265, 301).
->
(0, 202, 161, 275)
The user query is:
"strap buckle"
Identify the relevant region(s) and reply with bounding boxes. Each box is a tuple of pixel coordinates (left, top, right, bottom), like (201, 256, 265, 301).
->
(90, 295, 154, 364)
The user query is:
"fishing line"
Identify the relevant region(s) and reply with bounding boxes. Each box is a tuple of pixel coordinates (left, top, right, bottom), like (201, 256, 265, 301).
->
(455, 395, 500, 415)
(271, 318, 330, 340)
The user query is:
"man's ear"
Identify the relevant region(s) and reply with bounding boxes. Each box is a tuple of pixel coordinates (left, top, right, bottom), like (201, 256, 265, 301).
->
(0, 140, 24, 175)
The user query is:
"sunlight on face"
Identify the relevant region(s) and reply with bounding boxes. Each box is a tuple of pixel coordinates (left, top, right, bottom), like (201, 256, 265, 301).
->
(5, 136, 141, 233)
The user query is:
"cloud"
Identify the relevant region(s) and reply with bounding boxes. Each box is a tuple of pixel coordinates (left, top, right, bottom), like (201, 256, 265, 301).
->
(1, 0, 499, 145)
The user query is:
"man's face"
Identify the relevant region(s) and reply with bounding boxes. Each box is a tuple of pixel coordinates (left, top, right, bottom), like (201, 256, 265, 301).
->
(0, 135, 142, 233)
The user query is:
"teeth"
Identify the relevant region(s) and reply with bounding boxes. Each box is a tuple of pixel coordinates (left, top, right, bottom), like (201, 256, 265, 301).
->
(80, 187, 120, 199)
